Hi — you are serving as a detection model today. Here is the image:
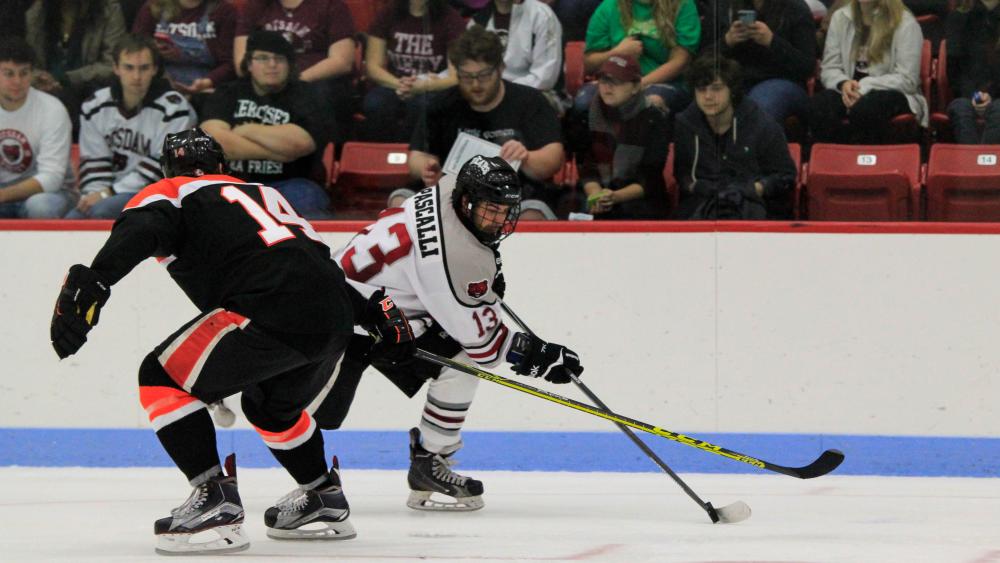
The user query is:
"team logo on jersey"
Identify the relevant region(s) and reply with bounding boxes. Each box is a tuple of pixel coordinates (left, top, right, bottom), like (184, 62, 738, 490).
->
(467, 279, 489, 298)
(0, 129, 32, 174)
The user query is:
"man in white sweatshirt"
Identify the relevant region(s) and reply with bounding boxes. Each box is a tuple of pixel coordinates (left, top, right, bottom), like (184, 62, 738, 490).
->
(0, 38, 75, 218)
(470, 0, 564, 112)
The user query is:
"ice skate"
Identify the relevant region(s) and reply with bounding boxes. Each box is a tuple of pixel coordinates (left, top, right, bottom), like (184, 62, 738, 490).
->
(264, 456, 356, 540)
(154, 454, 249, 556)
(406, 427, 484, 511)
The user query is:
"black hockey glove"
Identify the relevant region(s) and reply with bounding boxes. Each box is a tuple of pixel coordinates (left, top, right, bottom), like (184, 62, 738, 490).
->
(361, 289, 415, 364)
(506, 332, 583, 384)
(50, 264, 111, 359)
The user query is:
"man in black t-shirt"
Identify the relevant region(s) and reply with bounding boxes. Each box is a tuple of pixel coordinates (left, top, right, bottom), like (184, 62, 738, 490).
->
(201, 30, 334, 219)
(406, 25, 566, 219)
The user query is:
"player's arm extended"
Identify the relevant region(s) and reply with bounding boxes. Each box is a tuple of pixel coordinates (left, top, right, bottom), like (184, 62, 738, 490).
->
(90, 201, 182, 285)
(230, 123, 315, 162)
(201, 119, 286, 161)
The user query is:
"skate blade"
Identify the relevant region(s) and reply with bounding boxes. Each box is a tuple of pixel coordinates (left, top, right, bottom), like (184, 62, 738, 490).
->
(266, 519, 357, 541)
(155, 523, 250, 555)
(406, 490, 484, 512)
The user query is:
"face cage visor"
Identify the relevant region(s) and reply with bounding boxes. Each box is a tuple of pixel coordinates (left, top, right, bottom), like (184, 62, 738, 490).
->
(468, 198, 520, 245)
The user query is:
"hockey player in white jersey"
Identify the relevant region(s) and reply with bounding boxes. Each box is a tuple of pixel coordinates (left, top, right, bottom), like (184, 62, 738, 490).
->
(312, 155, 584, 511)
(66, 34, 196, 219)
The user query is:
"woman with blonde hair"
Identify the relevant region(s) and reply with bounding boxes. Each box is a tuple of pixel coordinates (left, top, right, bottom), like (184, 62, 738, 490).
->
(574, 0, 701, 115)
(810, 0, 927, 144)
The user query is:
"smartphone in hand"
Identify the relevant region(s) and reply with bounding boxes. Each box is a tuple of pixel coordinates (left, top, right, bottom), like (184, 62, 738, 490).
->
(737, 9, 757, 25)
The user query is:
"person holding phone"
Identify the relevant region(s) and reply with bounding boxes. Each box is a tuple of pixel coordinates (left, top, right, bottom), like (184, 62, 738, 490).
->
(944, 0, 1000, 144)
(711, 0, 816, 125)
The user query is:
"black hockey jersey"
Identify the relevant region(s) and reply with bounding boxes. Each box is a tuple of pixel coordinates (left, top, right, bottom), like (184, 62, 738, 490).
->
(90, 174, 354, 336)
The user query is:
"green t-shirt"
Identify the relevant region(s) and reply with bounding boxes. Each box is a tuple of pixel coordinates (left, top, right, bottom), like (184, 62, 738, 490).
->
(584, 0, 701, 77)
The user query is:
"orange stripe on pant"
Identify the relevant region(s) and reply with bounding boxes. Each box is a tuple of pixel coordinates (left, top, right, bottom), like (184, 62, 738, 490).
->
(139, 385, 206, 431)
(255, 411, 316, 451)
(159, 309, 249, 392)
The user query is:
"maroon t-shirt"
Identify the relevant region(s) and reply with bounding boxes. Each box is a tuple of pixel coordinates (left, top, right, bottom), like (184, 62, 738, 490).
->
(236, 0, 356, 72)
(369, 6, 466, 77)
(132, 0, 238, 86)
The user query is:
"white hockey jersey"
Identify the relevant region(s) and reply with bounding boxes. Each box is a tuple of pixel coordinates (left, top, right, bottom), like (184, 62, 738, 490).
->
(334, 177, 513, 368)
(78, 84, 196, 195)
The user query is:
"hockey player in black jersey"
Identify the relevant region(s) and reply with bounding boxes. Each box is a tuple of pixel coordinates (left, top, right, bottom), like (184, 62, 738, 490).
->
(313, 156, 585, 511)
(49, 128, 415, 555)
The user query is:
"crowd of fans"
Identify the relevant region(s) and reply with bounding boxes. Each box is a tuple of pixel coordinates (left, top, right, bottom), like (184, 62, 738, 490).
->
(0, 0, 990, 220)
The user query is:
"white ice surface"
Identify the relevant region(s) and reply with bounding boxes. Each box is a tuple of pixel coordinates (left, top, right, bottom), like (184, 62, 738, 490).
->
(1, 468, 998, 562)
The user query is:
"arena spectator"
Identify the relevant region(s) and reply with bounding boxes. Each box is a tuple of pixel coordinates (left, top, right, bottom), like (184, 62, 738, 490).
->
(547, 0, 602, 42)
(818, 0, 942, 51)
(201, 30, 335, 218)
(576, 0, 701, 115)
(362, 0, 465, 141)
(673, 55, 795, 220)
(119, 0, 146, 29)
(66, 35, 196, 219)
(131, 0, 238, 98)
(810, 0, 927, 145)
(0, 1, 31, 39)
(470, 0, 565, 113)
(404, 26, 566, 219)
(0, 38, 76, 218)
(234, 0, 356, 142)
(572, 54, 670, 219)
(25, 0, 128, 136)
(945, 0, 1000, 144)
(711, 0, 816, 124)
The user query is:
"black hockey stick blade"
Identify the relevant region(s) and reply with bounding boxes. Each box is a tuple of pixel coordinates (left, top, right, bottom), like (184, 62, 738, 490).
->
(414, 348, 845, 479)
(771, 448, 845, 479)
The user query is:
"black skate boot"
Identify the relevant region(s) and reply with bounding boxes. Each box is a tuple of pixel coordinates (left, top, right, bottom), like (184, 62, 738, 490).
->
(406, 427, 484, 511)
(154, 454, 249, 555)
(264, 456, 356, 540)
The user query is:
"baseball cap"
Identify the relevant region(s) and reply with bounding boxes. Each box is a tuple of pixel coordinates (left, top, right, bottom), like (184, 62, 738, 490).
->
(597, 55, 641, 83)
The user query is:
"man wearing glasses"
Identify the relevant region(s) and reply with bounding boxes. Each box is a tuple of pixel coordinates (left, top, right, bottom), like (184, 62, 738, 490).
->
(405, 26, 566, 220)
(200, 30, 334, 219)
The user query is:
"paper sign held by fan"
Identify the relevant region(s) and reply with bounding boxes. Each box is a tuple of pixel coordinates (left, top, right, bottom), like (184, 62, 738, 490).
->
(442, 132, 522, 176)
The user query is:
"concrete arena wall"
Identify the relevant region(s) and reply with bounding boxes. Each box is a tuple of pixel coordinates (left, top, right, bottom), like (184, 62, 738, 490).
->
(3, 223, 998, 440)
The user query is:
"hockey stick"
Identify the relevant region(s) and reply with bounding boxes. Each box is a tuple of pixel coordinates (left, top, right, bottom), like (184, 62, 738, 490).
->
(413, 348, 844, 480)
(498, 303, 749, 524)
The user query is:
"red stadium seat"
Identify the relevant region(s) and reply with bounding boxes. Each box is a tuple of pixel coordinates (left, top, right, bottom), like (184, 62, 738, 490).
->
(321, 142, 336, 187)
(663, 143, 678, 211)
(336, 142, 410, 189)
(925, 144, 1000, 221)
(788, 143, 803, 219)
(564, 41, 585, 98)
(805, 143, 923, 220)
(70, 143, 80, 185)
(552, 157, 578, 188)
(332, 142, 411, 216)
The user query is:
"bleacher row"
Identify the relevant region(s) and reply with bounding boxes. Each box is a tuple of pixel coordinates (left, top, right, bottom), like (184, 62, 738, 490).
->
(64, 0, 998, 221)
(68, 138, 1000, 222)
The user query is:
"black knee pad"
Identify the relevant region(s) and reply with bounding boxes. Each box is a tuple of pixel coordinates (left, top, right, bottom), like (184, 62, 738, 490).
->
(240, 390, 301, 433)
